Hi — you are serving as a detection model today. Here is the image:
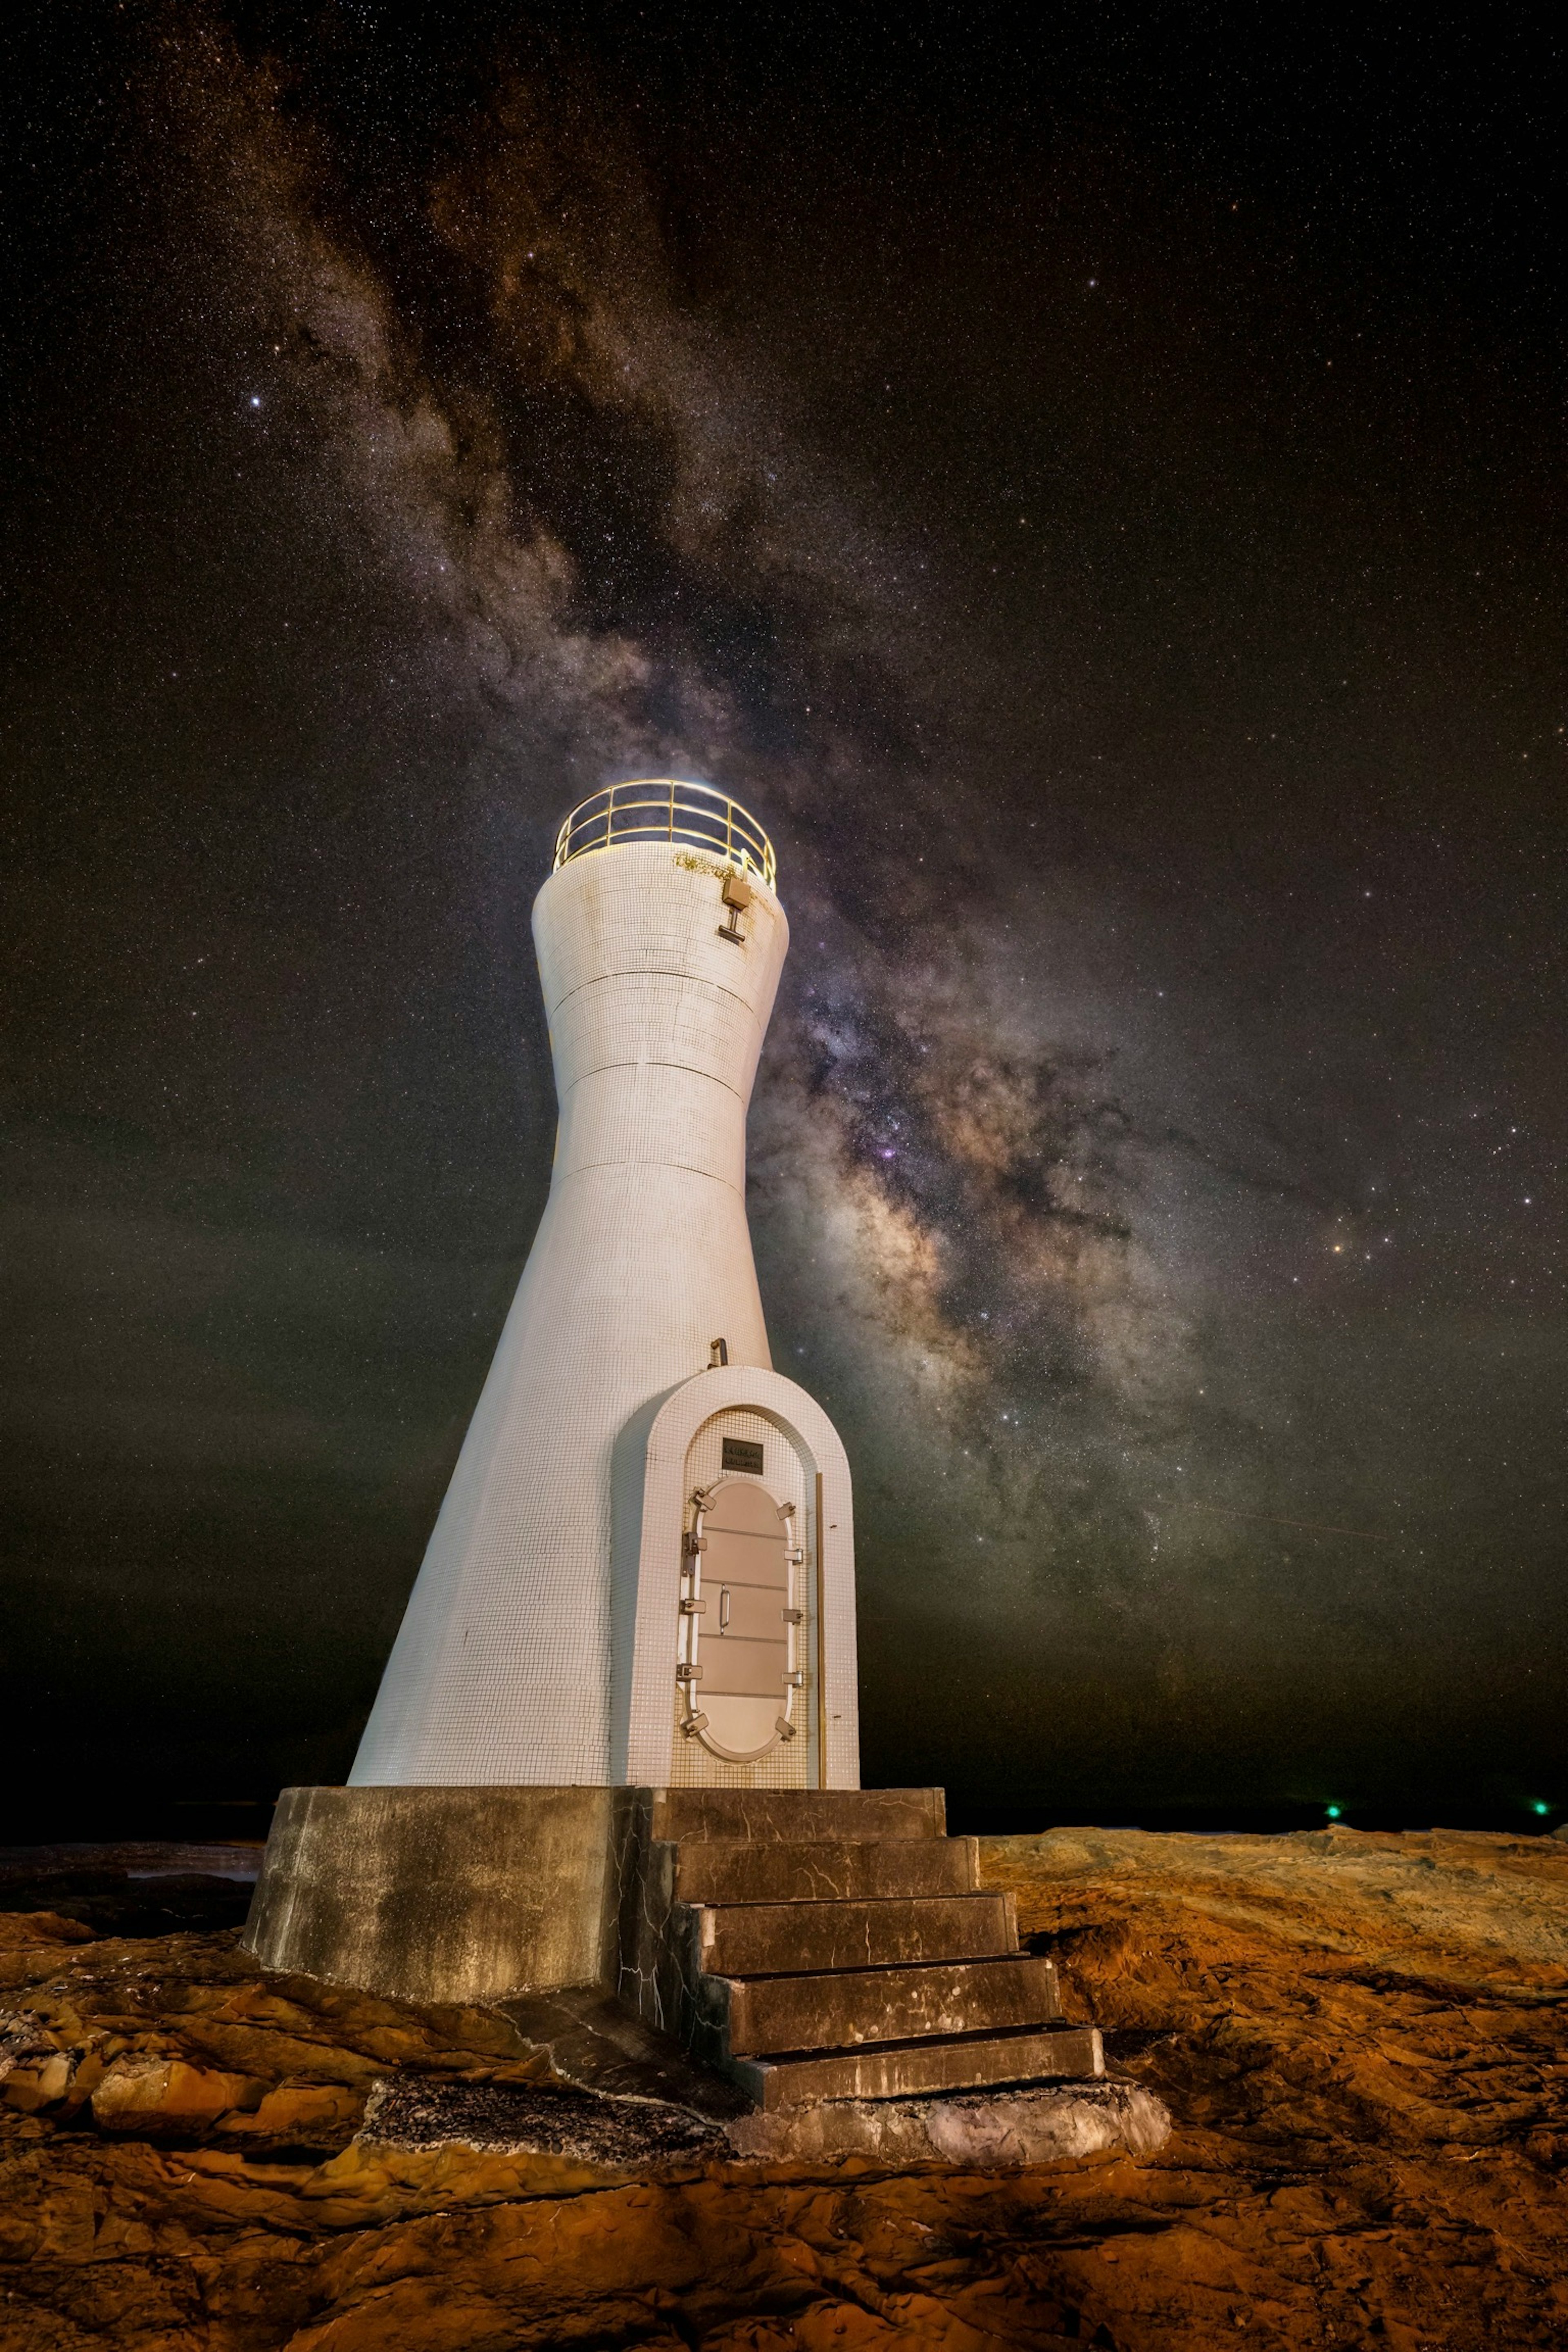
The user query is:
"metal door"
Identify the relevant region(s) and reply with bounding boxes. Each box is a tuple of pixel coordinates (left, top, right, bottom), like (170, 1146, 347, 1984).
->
(677, 1477, 802, 1762)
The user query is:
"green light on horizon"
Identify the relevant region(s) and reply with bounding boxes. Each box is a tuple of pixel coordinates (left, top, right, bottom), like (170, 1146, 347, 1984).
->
(1325, 1804, 1342, 1820)
(1533, 1802, 1551, 1817)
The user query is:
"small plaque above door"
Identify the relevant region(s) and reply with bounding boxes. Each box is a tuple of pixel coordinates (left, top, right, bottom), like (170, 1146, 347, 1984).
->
(721, 1436, 766, 1475)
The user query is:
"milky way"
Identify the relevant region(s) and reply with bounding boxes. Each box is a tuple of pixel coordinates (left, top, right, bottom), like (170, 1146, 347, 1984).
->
(2, 6, 1563, 1827)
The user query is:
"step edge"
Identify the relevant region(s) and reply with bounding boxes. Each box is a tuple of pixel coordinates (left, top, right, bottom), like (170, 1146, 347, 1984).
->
(702, 1936, 1020, 1978)
(735, 2021, 1100, 2069)
(678, 1864, 979, 1901)
(652, 1787, 948, 1844)
(706, 1951, 1058, 1989)
(692, 1891, 1009, 1923)
(729, 2025, 1106, 2109)
(674, 1833, 977, 1855)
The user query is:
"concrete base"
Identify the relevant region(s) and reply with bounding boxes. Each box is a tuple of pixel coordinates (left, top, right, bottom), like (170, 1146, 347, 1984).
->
(724, 2080, 1171, 2164)
(354, 2051, 1171, 2172)
(245, 1782, 1113, 2151)
(243, 1786, 620, 2005)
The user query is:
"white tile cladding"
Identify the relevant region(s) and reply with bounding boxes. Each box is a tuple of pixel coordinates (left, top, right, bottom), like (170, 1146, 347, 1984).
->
(350, 836, 860, 1787)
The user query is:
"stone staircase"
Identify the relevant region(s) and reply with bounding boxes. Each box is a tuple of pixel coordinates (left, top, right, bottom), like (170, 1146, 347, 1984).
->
(616, 1786, 1102, 2111)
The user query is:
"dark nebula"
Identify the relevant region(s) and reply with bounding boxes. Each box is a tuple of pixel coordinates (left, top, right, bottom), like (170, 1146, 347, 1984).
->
(1, 3, 1563, 1834)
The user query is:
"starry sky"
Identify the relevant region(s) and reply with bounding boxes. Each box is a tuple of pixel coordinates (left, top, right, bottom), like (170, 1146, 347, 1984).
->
(2, 2, 1564, 1837)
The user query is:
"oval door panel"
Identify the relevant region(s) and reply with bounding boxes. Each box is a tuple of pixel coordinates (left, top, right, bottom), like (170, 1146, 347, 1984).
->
(688, 1478, 791, 1758)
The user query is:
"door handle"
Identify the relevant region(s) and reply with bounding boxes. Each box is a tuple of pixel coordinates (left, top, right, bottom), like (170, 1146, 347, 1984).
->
(719, 1587, 731, 1631)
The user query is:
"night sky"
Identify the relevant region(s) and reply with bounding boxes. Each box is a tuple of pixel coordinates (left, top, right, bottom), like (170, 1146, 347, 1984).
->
(2, 3, 1563, 1838)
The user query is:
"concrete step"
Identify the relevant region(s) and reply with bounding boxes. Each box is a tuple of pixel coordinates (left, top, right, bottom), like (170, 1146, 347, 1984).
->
(701, 1952, 1065, 2058)
(695, 1892, 1017, 1977)
(729, 2024, 1105, 2111)
(651, 1787, 945, 1847)
(674, 1835, 979, 1907)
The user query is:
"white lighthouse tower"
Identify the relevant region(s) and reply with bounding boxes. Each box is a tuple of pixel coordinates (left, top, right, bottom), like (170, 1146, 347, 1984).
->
(246, 790, 1109, 2145)
(352, 779, 859, 1793)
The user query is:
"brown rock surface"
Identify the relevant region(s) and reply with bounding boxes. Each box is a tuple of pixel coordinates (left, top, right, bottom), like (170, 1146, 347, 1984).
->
(2, 1824, 1566, 2347)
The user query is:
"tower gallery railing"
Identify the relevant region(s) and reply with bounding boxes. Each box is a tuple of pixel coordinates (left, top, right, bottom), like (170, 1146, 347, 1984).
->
(552, 779, 776, 891)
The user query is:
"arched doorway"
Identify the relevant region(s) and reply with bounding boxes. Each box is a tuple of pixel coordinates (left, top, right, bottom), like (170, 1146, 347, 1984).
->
(610, 1365, 858, 1791)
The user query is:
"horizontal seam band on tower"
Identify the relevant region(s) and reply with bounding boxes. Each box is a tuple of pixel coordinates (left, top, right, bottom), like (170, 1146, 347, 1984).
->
(546, 971, 764, 1023)
(551, 1158, 744, 1191)
(559, 1059, 745, 1102)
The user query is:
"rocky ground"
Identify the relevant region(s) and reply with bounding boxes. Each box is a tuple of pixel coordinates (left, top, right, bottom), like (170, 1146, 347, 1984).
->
(2, 1824, 1566, 2349)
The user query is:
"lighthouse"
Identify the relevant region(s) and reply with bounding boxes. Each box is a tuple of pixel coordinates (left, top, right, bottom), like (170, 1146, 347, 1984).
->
(354, 778, 859, 1792)
(245, 781, 1110, 2145)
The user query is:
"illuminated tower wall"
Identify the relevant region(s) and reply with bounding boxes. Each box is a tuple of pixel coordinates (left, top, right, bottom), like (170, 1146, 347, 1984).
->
(350, 785, 860, 1792)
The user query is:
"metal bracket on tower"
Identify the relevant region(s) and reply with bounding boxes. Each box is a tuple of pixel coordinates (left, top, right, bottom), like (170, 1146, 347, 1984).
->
(717, 870, 753, 944)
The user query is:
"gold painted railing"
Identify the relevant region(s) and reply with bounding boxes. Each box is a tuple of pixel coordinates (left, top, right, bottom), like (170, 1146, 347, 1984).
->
(552, 779, 776, 890)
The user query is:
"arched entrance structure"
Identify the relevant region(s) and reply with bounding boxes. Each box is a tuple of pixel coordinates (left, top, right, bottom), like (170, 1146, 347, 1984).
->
(611, 1363, 859, 1789)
